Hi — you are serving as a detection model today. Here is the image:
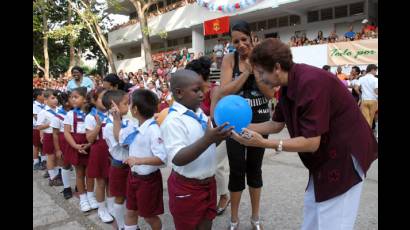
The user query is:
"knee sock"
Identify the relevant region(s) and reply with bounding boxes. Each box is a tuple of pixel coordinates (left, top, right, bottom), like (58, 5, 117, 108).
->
(113, 203, 125, 229)
(61, 168, 71, 188)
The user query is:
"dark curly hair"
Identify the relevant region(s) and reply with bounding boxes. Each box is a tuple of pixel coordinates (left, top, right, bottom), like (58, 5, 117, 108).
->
(185, 56, 212, 81)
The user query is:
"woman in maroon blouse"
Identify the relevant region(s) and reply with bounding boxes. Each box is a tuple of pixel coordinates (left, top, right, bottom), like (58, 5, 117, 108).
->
(232, 38, 378, 230)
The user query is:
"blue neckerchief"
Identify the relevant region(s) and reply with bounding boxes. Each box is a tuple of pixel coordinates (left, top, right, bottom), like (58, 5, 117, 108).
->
(34, 101, 45, 110)
(90, 107, 107, 123)
(168, 106, 207, 130)
(106, 118, 129, 128)
(57, 108, 67, 116)
(122, 120, 157, 146)
(47, 108, 65, 121)
(73, 108, 86, 120)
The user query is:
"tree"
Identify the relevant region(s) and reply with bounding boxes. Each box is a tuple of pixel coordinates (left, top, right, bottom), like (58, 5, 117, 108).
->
(128, 0, 159, 71)
(68, 0, 117, 73)
(33, 0, 51, 80)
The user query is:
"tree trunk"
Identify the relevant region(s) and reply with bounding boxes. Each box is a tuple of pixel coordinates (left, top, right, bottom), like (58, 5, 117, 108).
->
(42, 0, 50, 81)
(67, 2, 75, 75)
(93, 22, 117, 73)
(77, 46, 83, 66)
(131, 0, 154, 71)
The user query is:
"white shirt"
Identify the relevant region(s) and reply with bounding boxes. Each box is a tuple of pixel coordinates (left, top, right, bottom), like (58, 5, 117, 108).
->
(119, 117, 167, 175)
(63, 110, 87, 134)
(33, 101, 45, 127)
(356, 73, 378, 100)
(50, 109, 68, 132)
(102, 115, 130, 162)
(84, 110, 108, 140)
(161, 101, 216, 179)
(214, 44, 224, 57)
(36, 106, 58, 134)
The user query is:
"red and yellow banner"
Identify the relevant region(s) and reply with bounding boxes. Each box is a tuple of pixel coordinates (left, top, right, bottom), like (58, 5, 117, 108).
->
(203, 16, 230, 36)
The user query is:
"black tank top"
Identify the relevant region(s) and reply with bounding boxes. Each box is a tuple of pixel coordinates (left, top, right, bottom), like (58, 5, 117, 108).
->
(232, 51, 270, 123)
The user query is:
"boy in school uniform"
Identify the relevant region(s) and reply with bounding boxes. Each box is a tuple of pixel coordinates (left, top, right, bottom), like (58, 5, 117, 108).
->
(36, 89, 63, 186)
(161, 69, 233, 230)
(117, 89, 167, 230)
(102, 90, 140, 230)
(33, 88, 46, 170)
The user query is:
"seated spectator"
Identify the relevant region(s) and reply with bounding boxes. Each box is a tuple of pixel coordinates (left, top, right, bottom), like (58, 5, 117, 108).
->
(361, 19, 377, 38)
(317, 30, 324, 42)
(288, 36, 297, 47)
(344, 25, 356, 41)
(322, 65, 331, 72)
(328, 30, 339, 42)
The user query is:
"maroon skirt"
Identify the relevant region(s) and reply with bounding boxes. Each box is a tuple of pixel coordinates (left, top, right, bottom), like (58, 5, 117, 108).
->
(42, 133, 55, 155)
(33, 129, 41, 147)
(58, 133, 70, 166)
(65, 133, 89, 166)
(87, 138, 110, 179)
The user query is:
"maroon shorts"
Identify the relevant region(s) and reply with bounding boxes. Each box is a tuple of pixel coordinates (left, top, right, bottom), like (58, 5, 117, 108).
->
(168, 171, 217, 229)
(42, 133, 55, 155)
(58, 133, 71, 166)
(126, 170, 164, 217)
(87, 139, 110, 178)
(65, 133, 89, 166)
(33, 129, 41, 147)
(109, 165, 129, 197)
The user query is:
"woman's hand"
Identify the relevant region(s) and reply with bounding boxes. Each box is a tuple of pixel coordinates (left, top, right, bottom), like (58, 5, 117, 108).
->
(231, 128, 266, 147)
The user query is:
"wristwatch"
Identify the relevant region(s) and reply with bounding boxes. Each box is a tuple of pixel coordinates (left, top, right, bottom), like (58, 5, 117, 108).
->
(276, 140, 283, 153)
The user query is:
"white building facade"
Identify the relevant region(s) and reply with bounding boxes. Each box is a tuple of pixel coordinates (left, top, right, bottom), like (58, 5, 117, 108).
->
(107, 0, 378, 72)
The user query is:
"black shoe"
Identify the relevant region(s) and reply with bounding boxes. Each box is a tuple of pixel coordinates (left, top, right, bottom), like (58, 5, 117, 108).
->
(33, 163, 41, 170)
(75, 186, 78, 192)
(43, 171, 50, 178)
(62, 187, 73, 199)
(40, 161, 47, 170)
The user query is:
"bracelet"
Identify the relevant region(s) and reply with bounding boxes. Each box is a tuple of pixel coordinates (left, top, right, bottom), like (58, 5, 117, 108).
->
(276, 140, 283, 153)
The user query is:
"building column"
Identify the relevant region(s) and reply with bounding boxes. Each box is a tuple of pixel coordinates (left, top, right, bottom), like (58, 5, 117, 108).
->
(192, 27, 205, 57)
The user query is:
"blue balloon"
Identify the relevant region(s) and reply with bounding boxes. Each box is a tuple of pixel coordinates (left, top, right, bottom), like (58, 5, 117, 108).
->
(214, 95, 252, 133)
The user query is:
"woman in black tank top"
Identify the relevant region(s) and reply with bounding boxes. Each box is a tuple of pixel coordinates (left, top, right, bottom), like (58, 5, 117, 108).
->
(211, 21, 275, 230)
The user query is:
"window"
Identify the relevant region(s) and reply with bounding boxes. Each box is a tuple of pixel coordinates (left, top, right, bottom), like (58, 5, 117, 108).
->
(257, 21, 267, 31)
(289, 15, 301, 26)
(278, 16, 289, 27)
(184, 36, 192, 44)
(349, 2, 364, 16)
(267, 18, 277, 28)
(265, 32, 278, 38)
(320, 8, 333, 21)
(249, 22, 257, 31)
(307, 10, 319, 23)
(334, 5, 348, 18)
(167, 38, 178, 47)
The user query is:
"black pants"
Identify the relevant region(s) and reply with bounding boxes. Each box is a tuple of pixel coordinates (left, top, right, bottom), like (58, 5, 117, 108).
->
(226, 136, 267, 192)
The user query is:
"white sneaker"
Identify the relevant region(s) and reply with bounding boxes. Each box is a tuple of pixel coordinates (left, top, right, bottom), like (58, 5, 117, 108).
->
(87, 196, 99, 210)
(98, 208, 114, 223)
(80, 199, 91, 212)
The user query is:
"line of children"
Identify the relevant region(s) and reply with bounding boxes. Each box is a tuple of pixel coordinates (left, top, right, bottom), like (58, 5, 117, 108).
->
(34, 69, 233, 229)
(118, 89, 167, 230)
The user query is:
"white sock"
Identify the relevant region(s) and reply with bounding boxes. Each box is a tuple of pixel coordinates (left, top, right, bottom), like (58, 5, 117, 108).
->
(124, 224, 138, 230)
(54, 168, 60, 177)
(41, 155, 47, 162)
(79, 193, 87, 202)
(114, 203, 126, 229)
(48, 169, 56, 179)
(87, 192, 95, 200)
(98, 201, 106, 211)
(61, 169, 71, 189)
(107, 197, 115, 211)
(33, 159, 39, 165)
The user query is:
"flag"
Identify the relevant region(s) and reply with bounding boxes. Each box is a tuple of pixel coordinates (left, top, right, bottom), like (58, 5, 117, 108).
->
(203, 16, 230, 36)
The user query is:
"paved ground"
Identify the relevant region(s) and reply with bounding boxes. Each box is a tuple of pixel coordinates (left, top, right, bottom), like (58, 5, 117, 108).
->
(33, 128, 378, 229)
